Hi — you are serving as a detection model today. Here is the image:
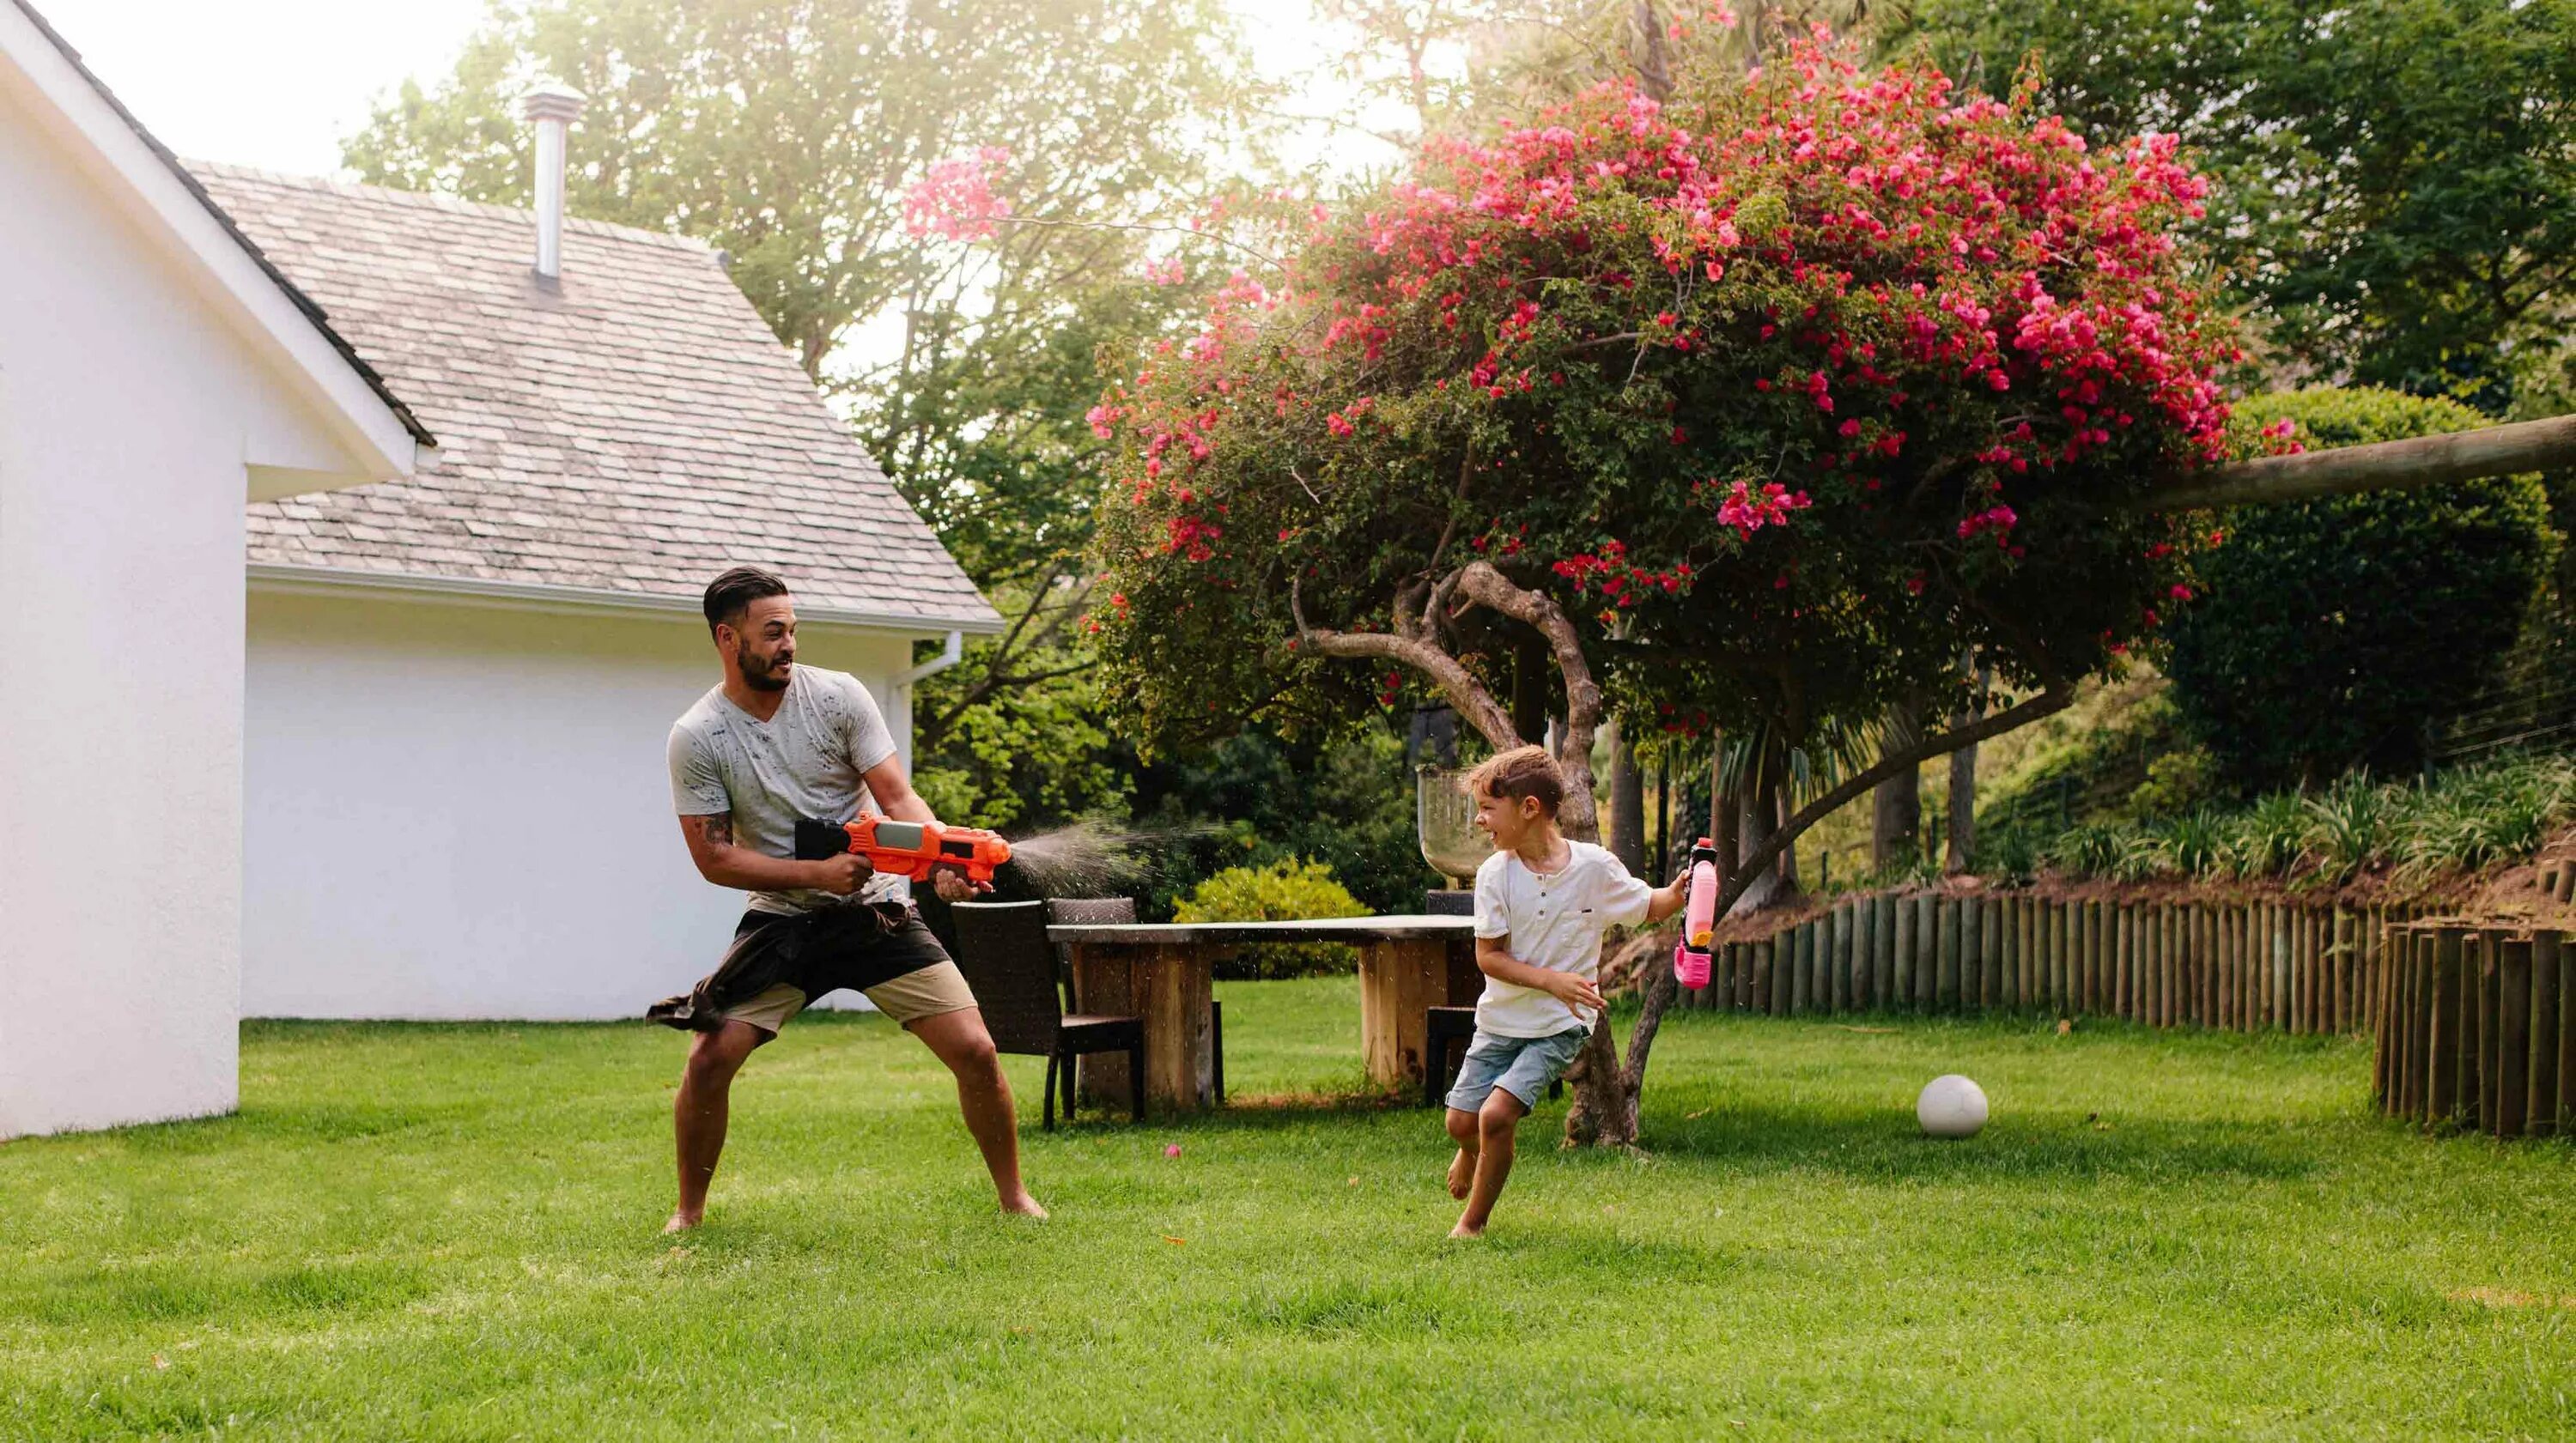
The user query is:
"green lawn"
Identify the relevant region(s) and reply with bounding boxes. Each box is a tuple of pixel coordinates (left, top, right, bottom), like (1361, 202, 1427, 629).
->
(3, 979, 2571, 1440)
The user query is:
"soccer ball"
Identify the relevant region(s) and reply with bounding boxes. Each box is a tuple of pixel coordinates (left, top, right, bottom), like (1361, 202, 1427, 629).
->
(1917, 1075, 1989, 1139)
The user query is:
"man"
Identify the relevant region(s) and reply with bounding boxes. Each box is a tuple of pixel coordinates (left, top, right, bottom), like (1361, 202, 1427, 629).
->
(650, 566, 1045, 1231)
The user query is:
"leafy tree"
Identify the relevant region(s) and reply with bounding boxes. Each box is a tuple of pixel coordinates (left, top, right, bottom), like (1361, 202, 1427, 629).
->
(1129, 725, 1436, 918)
(343, 0, 1260, 828)
(1882, 0, 2576, 412)
(1083, 36, 2237, 1143)
(2164, 387, 2558, 791)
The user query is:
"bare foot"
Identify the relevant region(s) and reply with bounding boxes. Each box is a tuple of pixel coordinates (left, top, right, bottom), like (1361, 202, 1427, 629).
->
(1446, 1148, 1476, 1200)
(1000, 1191, 1049, 1220)
(661, 1210, 702, 1234)
(1448, 1219, 1485, 1240)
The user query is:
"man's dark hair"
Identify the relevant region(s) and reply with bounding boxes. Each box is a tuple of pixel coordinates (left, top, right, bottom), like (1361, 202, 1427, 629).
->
(702, 567, 789, 636)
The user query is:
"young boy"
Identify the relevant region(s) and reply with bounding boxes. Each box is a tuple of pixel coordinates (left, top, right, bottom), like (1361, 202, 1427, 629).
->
(1444, 745, 1687, 1238)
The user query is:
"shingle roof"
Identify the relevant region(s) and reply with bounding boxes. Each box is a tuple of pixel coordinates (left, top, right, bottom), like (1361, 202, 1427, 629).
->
(196, 164, 998, 633)
(9, 0, 431, 447)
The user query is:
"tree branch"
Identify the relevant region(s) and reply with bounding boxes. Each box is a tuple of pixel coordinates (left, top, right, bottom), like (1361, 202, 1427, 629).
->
(1452, 561, 1602, 752)
(1291, 575, 1520, 748)
(1717, 685, 2077, 913)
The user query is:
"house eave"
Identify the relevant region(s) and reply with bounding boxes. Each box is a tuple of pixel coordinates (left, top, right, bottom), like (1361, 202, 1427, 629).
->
(2, 0, 428, 481)
(246, 562, 1005, 637)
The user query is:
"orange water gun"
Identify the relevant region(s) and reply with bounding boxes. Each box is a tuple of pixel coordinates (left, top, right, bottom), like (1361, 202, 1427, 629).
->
(792, 815, 1014, 885)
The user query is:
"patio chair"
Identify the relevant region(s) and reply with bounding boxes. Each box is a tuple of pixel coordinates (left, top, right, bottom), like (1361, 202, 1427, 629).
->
(1425, 1005, 1561, 1107)
(952, 900, 1144, 1129)
(1045, 896, 1223, 1105)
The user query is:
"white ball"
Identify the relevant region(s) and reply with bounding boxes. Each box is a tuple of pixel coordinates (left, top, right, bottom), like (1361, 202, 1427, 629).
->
(1917, 1074, 1989, 1139)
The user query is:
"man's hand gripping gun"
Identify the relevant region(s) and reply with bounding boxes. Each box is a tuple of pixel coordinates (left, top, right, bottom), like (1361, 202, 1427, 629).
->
(792, 815, 1013, 886)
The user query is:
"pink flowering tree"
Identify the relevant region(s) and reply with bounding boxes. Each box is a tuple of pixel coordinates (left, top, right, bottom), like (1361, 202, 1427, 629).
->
(1090, 36, 2239, 1144)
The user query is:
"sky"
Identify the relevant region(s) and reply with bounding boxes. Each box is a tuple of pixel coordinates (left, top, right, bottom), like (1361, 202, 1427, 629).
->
(32, 0, 1400, 179)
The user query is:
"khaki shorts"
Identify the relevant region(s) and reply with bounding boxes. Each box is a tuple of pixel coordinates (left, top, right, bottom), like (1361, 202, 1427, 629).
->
(722, 961, 979, 1034)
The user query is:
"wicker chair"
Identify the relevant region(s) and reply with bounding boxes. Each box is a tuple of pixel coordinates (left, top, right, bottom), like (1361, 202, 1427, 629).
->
(1046, 896, 1223, 1104)
(952, 900, 1144, 1128)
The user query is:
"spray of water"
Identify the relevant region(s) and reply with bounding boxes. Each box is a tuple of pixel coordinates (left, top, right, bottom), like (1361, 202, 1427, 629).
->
(1002, 820, 1218, 898)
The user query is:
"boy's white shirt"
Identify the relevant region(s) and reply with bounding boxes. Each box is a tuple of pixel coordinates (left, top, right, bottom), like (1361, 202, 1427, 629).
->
(1472, 840, 1655, 1037)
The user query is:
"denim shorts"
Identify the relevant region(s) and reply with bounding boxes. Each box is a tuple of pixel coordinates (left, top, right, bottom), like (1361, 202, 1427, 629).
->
(1444, 1026, 1589, 1112)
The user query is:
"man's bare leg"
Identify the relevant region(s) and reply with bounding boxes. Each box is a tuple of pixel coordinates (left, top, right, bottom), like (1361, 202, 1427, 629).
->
(1444, 1107, 1479, 1199)
(669, 1020, 769, 1233)
(907, 1008, 1048, 1217)
(1451, 1090, 1528, 1238)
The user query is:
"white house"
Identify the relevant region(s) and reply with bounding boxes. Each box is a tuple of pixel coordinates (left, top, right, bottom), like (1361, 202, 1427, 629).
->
(192, 108, 1001, 1021)
(0, 0, 431, 1136)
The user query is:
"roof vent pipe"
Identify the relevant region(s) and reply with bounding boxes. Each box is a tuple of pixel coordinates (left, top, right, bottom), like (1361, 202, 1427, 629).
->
(520, 82, 587, 280)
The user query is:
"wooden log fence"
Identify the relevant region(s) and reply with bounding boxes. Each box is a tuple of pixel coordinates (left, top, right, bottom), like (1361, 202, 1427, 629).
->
(1680, 888, 2574, 1140)
(2370, 921, 2574, 1140)
(1675, 888, 2444, 1049)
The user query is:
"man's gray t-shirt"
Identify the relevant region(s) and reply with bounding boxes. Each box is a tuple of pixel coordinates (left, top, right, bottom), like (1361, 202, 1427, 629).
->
(669, 664, 903, 915)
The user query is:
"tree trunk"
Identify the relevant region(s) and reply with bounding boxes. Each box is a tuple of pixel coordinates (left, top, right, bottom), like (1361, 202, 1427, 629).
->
(1510, 633, 1549, 751)
(1732, 737, 1791, 913)
(1946, 667, 1988, 875)
(1872, 705, 1923, 872)
(1607, 722, 1646, 876)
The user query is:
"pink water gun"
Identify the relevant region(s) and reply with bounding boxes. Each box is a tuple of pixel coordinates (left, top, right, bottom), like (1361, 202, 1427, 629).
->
(1672, 837, 1722, 990)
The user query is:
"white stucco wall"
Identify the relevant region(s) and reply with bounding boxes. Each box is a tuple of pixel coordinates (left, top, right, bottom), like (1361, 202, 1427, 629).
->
(0, 82, 378, 1137)
(243, 587, 918, 1019)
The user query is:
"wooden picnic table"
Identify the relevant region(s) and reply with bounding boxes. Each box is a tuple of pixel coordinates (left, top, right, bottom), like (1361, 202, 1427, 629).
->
(1047, 915, 1482, 1112)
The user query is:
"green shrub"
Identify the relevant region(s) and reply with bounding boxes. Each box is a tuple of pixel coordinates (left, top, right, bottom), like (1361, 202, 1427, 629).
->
(2127, 749, 2222, 823)
(2047, 823, 2129, 880)
(2150, 809, 2228, 877)
(2224, 793, 2312, 880)
(2302, 776, 2393, 883)
(2166, 387, 2557, 792)
(1173, 858, 1371, 979)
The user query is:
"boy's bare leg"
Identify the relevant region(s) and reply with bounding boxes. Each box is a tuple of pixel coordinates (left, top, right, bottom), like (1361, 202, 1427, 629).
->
(1452, 1090, 1529, 1238)
(1444, 1107, 1479, 1198)
(669, 1020, 769, 1233)
(908, 1008, 1048, 1218)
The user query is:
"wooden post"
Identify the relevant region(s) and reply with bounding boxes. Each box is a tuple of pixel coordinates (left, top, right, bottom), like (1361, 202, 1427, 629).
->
(2278, 905, 2297, 1032)
(1981, 898, 2004, 1013)
(1886, 896, 1906, 1009)
(2333, 910, 2354, 1035)
(1891, 894, 1917, 1014)
(2530, 930, 2559, 1137)
(2555, 930, 2576, 1136)
(2291, 907, 2312, 1035)
(2211, 906, 2230, 1032)
(2465, 928, 2492, 1130)
(1916, 894, 1940, 1012)
(2014, 895, 2033, 1010)
(2427, 930, 2455, 1126)
(2148, 905, 2165, 1028)
(2119, 903, 2139, 1020)
(1802, 919, 1820, 1015)
(1936, 896, 1962, 1013)
(2369, 925, 2391, 1107)
(2499, 935, 2532, 1137)
(2384, 925, 2403, 1114)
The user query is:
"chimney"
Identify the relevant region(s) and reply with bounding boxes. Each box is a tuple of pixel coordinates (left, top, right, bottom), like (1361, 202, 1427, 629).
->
(520, 82, 587, 281)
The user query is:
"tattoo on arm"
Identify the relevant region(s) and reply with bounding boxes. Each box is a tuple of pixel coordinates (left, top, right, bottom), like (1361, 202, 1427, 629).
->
(690, 812, 733, 848)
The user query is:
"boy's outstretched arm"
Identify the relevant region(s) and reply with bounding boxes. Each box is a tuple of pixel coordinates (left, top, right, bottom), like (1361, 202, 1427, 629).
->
(1643, 875, 1689, 925)
(1475, 935, 1607, 1013)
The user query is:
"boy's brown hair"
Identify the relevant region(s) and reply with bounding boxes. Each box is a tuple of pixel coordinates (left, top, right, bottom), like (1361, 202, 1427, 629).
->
(1465, 744, 1564, 815)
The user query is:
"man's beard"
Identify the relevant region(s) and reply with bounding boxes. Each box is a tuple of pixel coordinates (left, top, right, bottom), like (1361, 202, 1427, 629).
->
(738, 644, 793, 692)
